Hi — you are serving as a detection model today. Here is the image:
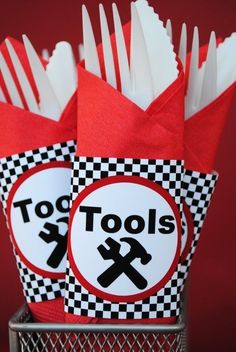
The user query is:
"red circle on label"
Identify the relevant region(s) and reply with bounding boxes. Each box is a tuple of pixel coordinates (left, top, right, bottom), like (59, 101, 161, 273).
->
(68, 175, 182, 303)
(7, 161, 71, 280)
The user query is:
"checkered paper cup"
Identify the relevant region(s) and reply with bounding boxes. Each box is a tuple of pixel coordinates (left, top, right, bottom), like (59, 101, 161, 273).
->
(0, 38, 77, 323)
(179, 69, 236, 287)
(65, 53, 185, 326)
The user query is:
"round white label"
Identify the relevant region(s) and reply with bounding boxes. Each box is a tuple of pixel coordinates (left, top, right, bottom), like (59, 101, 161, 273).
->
(69, 176, 181, 302)
(7, 162, 71, 279)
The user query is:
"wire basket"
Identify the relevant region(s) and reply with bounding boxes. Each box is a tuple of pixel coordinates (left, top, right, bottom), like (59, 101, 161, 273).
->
(9, 304, 187, 351)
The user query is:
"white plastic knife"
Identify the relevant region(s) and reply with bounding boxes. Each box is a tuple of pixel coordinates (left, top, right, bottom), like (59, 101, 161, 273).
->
(130, 2, 154, 109)
(82, 4, 101, 78)
(22, 34, 62, 120)
(46, 41, 77, 111)
(134, 0, 178, 100)
(0, 53, 24, 109)
(5, 39, 40, 115)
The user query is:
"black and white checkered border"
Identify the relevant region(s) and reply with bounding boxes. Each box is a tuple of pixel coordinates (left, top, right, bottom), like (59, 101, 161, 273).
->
(0, 140, 76, 211)
(66, 157, 184, 319)
(65, 263, 182, 320)
(0, 140, 76, 303)
(180, 170, 218, 285)
(71, 157, 183, 209)
(15, 251, 65, 303)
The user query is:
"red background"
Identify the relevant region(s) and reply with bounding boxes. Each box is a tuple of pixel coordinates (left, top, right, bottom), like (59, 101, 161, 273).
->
(0, 0, 235, 351)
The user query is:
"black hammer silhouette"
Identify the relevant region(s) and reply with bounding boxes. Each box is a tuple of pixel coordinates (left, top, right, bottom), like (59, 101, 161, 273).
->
(97, 237, 152, 290)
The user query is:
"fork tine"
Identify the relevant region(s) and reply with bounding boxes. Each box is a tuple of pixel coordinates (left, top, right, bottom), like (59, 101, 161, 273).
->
(112, 3, 132, 97)
(78, 43, 85, 61)
(178, 23, 187, 71)
(166, 19, 173, 43)
(0, 53, 24, 108)
(0, 86, 7, 103)
(42, 49, 50, 61)
(99, 4, 117, 88)
(82, 4, 101, 78)
(185, 26, 199, 118)
(198, 31, 217, 110)
(5, 39, 40, 115)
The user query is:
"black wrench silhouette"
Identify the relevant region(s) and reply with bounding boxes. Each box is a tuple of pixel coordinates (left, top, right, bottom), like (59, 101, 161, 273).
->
(97, 237, 152, 290)
(39, 216, 68, 269)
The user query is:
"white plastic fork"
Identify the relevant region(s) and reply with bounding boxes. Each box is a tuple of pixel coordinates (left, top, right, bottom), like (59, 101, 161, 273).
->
(99, 4, 117, 89)
(193, 32, 236, 115)
(82, 1, 177, 110)
(112, 3, 132, 99)
(5, 39, 40, 115)
(166, 19, 173, 43)
(0, 53, 24, 109)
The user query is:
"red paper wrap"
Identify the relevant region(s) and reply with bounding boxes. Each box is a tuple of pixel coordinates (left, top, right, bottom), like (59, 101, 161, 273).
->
(0, 38, 77, 323)
(65, 39, 185, 326)
(179, 41, 236, 288)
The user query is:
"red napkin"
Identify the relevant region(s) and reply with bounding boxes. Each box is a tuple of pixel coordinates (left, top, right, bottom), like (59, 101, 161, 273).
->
(65, 31, 185, 325)
(0, 38, 77, 323)
(76, 22, 183, 161)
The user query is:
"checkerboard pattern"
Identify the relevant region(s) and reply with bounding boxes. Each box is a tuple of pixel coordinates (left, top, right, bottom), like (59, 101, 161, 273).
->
(71, 157, 183, 207)
(180, 170, 218, 286)
(65, 263, 182, 320)
(16, 252, 65, 303)
(66, 156, 184, 319)
(0, 140, 76, 303)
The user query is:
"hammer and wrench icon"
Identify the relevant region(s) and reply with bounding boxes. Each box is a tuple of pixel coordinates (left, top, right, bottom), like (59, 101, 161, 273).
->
(97, 237, 152, 290)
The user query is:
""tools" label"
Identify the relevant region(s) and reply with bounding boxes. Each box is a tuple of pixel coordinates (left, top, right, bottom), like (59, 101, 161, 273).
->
(69, 176, 181, 302)
(7, 162, 71, 279)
